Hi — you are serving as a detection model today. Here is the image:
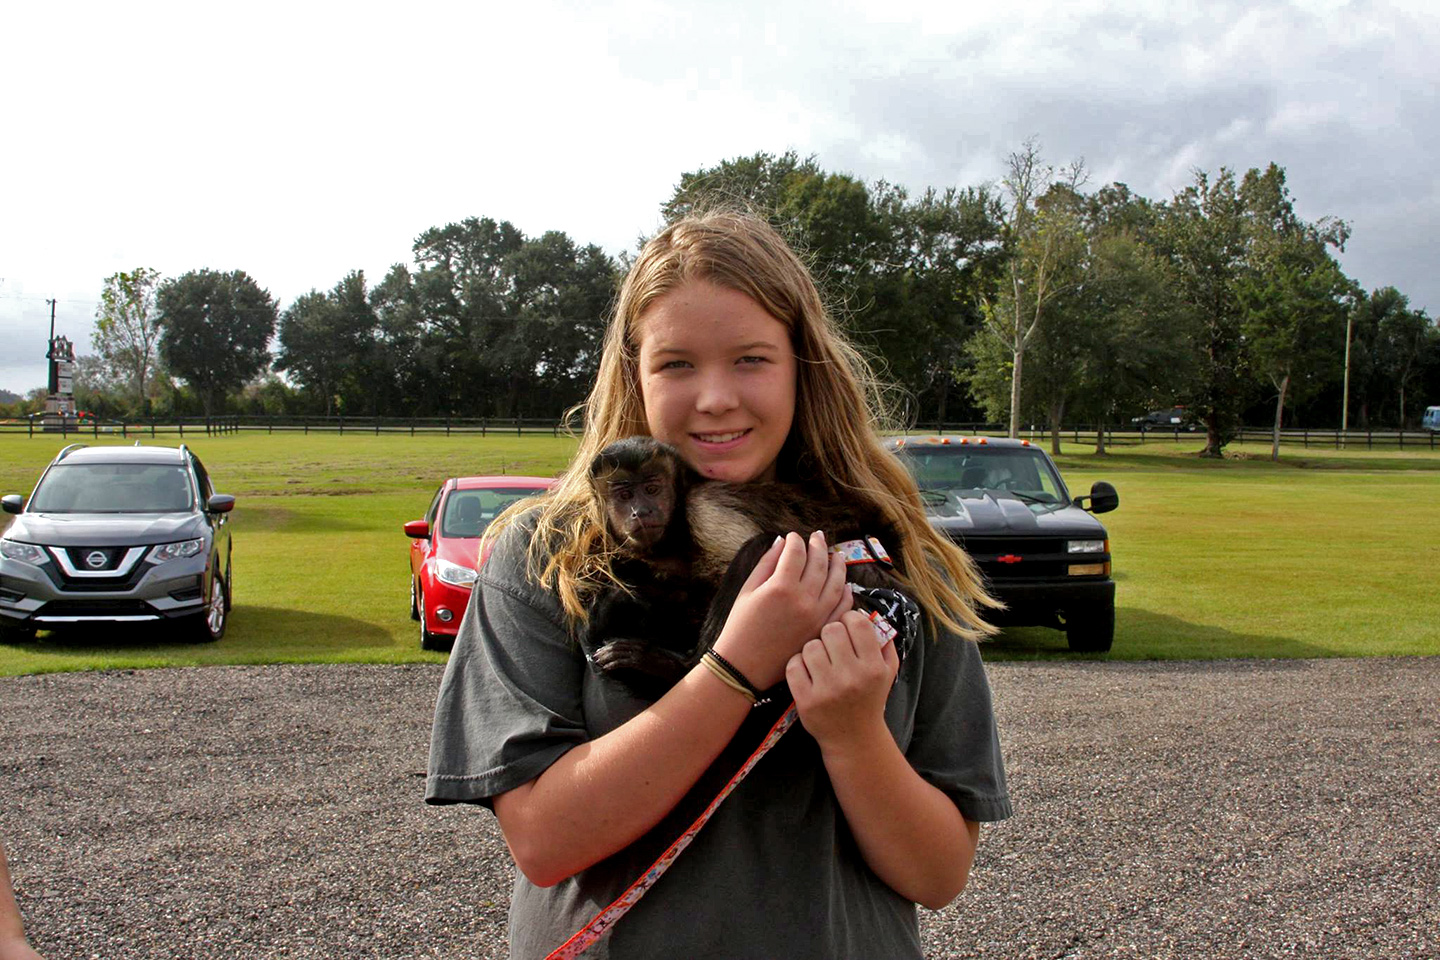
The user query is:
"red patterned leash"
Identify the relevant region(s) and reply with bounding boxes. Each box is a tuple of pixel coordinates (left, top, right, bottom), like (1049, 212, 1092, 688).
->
(544, 701, 801, 960)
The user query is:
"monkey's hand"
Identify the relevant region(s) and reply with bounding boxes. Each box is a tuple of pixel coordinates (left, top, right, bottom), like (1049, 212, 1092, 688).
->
(590, 640, 694, 682)
(712, 531, 851, 690)
(785, 610, 900, 749)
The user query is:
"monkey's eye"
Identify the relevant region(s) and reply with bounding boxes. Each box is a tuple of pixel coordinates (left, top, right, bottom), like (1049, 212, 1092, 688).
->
(616, 489, 634, 501)
(644, 483, 661, 496)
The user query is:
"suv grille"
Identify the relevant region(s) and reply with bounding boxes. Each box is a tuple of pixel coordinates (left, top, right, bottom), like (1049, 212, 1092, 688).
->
(42, 546, 150, 591)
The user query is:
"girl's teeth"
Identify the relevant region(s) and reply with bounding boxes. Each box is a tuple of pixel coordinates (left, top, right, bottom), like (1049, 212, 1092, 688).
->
(698, 431, 745, 443)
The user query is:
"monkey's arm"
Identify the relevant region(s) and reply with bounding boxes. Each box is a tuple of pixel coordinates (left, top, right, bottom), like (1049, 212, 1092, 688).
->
(494, 533, 849, 887)
(786, 613, 978, 909)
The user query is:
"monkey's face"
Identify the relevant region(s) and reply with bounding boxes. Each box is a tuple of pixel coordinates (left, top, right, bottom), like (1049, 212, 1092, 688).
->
(598, 470, 677, 553)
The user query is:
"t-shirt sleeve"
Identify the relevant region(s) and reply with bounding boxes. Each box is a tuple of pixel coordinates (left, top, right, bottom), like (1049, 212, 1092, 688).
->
(904, 628, 1013, 823)
(425, 522, 589, 807)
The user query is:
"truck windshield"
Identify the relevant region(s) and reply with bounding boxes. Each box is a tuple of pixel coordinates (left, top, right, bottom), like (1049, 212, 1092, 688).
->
(899, 448, 1067, 504)
(29, 464, 194, 514)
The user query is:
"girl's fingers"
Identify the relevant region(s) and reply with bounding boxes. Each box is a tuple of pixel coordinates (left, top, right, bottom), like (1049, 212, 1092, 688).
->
(741, 535, 787, 591)
(796, 530, 829, 590)
(769, 531, 807, 583)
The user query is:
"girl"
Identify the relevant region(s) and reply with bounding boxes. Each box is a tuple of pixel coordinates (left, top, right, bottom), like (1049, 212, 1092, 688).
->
(427, 211, 1011, 958)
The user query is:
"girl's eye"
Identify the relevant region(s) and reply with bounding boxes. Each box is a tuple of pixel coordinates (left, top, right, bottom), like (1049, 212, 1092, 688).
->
(738, 355, 767, 365)
(659, 360, 692, 371)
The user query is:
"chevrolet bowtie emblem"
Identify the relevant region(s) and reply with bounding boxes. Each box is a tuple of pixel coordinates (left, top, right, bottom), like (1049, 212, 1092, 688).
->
(996, 554, 1023, 564)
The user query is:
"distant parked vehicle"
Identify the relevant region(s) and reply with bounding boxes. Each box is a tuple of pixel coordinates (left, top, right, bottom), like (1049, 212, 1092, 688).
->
(1423, 406, 1440, 432)
(0, 442, 235, 642)
(1131, 406, 1197, 432)
(403, 476, 553, 650)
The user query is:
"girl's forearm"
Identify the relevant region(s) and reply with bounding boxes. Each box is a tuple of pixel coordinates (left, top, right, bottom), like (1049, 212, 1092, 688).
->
(819, 723, 979, 909)
(494, 664, 753, 886)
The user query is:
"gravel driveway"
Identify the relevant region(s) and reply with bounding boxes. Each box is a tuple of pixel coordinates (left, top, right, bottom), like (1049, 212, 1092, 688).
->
(2, 657, 1434, 959)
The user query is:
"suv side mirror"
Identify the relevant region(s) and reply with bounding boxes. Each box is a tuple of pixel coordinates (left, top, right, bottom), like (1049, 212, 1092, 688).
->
(1, 495, 23, 515)
(1077, 481, 1119, 514)
(207, 494, 236, 513)
(404, 520, 430, 539)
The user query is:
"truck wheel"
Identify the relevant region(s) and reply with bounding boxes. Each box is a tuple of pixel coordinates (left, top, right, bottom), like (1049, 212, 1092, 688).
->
(1066, 603, 1114, 653)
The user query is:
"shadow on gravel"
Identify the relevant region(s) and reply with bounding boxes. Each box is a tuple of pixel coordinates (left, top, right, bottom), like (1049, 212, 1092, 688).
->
(982, 607, 1324, 660)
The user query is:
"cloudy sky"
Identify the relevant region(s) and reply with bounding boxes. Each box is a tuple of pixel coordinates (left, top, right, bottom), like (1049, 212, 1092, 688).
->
(2, 0, 1436, 394)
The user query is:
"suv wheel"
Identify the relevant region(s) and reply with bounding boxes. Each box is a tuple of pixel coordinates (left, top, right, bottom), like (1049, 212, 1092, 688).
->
(189, 571, 228, 642)
(418, 586, 445, 651)
(1066, 603, 1114, 653)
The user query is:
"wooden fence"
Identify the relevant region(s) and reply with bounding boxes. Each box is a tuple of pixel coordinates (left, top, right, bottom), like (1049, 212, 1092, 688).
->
(3, 414, 1437, 451)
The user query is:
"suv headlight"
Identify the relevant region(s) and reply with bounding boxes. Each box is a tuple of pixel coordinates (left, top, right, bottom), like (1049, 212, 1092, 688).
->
(434, 558, 478, 588)
(0, 540, 48, 565)
(1067, 540, 1106, 554)
(147, 539, 205, 563)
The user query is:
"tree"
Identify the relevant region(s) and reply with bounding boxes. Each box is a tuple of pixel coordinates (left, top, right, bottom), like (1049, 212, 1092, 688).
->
(983, 139, 1087, 438)
(156, 270, 277, 416)
(367, 218, 618, 418)
(1154, 168, 1252, 457)
(1374, 297, 1436, 427)
(964, 193, 1190, 455)
(92, 267, 164, 414)
(1239, 239, 1353, 459)
(275, 271, 377, 415)
(879, 183, 1004, 424)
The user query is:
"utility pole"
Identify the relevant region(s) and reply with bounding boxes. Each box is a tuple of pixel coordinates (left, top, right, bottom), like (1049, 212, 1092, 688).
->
(1341, 308, 1353, 442)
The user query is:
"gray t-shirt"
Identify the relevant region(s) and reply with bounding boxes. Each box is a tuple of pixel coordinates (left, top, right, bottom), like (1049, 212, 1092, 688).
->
(426, 521, 1011, 959)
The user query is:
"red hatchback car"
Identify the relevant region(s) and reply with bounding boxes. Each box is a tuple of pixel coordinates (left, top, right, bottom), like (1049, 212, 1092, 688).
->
(404, 475, 553, 650)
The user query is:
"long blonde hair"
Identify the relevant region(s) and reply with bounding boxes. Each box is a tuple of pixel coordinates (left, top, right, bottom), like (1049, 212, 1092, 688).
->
(489, 210, 998, 640)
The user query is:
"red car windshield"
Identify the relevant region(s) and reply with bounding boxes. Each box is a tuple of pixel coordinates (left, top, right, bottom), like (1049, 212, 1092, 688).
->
(440, 487, 549, 538)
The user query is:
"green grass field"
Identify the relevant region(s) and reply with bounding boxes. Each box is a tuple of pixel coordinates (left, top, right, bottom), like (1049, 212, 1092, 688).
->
(1, 432, 1437, 675)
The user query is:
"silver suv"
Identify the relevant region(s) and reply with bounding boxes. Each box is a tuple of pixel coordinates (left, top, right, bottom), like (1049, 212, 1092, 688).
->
(0, 443, 235, 642)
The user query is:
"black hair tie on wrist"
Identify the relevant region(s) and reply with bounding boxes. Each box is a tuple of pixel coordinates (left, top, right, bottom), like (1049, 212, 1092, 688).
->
(705, 648, 768, 704)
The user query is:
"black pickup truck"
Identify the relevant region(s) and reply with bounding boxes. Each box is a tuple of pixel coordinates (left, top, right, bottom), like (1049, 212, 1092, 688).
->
(887, 436, 1118, 652)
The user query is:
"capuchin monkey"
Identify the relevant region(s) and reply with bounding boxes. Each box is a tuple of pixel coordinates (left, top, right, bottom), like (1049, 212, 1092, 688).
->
(582, 436, 912, 699)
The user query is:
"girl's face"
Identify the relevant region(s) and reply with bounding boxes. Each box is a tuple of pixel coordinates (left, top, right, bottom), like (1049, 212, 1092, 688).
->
(635, 279, 797, 484)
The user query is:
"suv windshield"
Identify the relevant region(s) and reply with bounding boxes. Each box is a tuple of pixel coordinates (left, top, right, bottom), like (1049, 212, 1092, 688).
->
(29, 463, 194, 514)
(440, 487, 549, 538)
(899, 448, 1067, 504)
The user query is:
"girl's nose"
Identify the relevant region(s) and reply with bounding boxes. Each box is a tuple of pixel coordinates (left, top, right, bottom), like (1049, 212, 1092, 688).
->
(694, 371, 739, 415)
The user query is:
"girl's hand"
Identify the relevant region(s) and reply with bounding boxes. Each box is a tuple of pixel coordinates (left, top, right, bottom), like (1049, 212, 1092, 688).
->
(785, 610, 900, 749)
(712, 531, 851, 689)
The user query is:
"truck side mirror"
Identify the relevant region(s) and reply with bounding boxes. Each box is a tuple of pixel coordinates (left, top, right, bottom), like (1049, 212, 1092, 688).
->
(1078, 481, 1119, 514)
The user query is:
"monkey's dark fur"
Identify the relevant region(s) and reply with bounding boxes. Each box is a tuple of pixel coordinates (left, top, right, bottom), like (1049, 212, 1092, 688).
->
(581, 436, 908, 699)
